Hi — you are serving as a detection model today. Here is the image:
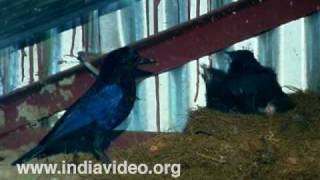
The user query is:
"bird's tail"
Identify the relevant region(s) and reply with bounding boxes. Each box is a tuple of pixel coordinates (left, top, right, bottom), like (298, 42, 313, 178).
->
(11, 145, 45, 166)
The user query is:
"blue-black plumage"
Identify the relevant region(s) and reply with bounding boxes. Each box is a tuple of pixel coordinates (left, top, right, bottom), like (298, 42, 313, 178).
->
(202, 50, 294, 114)
(12, 47, 154, 165)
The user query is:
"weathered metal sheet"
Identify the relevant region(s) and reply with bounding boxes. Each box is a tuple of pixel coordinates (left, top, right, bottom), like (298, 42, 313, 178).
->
(0, 0, 142, 49)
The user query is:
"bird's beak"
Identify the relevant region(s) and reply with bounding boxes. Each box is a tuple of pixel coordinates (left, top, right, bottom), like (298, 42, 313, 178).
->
(137, 57, 156, 65)
(134, 57, 156, 79)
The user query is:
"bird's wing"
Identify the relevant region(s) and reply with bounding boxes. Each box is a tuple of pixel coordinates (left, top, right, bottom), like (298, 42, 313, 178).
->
(226, 75, 258, 96)
(39, 82, 123, 145)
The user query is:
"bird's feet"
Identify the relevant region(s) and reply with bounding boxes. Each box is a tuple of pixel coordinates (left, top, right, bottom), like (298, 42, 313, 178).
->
(93, 150, 111, 164)
(72, 153, 80, 164)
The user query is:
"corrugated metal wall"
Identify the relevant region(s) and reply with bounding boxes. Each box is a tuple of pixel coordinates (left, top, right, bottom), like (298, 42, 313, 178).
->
(0, 0, 319, 132)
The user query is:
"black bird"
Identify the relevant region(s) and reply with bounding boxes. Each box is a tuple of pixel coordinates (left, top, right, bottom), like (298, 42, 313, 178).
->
(202, 50, 294, 114)
(12, 47, 154, 165)
(225, 50, 294, 114)
(225, 50, 263, 75)
(201, 64, 238, 112)
(224, 68, 292, 114)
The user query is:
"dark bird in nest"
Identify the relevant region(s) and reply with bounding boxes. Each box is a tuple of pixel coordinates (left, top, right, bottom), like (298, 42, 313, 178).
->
(202, 50, 294, 115)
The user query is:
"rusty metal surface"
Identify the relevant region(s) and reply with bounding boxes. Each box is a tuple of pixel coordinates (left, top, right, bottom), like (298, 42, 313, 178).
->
(0, 0, 319, 147)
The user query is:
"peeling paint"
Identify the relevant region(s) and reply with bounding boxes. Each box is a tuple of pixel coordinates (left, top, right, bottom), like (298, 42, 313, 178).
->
(17, 102, 49, 124)
(0, 109, 5, 126)
(58, 75, 75, 86)
(40, 84, 57, 95)
(59, 89, 73, 101)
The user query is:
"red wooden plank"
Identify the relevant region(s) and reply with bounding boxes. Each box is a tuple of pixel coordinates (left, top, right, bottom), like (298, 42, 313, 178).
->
(0, 127, 157, 149)
(0, 0, 319, 140)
